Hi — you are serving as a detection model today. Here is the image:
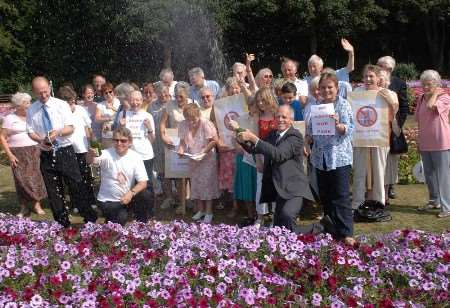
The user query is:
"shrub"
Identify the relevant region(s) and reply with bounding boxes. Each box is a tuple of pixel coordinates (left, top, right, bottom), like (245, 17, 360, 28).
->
(393, 63, 419, 81)
(398, 128, 420, 184)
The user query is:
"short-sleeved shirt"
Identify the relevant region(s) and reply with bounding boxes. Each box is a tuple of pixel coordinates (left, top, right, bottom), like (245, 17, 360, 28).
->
(293, 78, 309, 98)
(2, 113, 37, 148)
(95, 148, 149, 202)
(305, 67, 350, 84)
(26, 97, 74, 148)
(69, 105, 91, 153)
(83, 101, 102, 141)
(189, 80, 221, 102)
(415, 93, 450, 151)
(97, 100, 120, 139)
(178, 117, 217, 154)
(118, 109, 155, 160)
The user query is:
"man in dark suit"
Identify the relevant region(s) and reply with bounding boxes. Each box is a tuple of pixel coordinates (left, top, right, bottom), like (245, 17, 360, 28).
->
(237, 105, 320, 233)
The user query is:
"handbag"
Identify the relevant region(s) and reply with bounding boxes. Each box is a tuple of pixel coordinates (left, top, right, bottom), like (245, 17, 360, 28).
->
(389, 129, 408, 154)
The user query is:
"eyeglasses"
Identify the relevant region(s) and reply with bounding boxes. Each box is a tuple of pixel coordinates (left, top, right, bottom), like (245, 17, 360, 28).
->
(104, 91, 113, 95)
(113, 138, 129, 143)
(201, 95, 212, 99)
(263, 75, 273, 78)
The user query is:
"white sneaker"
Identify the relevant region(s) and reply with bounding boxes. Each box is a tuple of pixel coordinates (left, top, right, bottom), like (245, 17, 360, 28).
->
(160, 198, 174, 209)
(192, 211, 205, 221)
(254, 218, 263, 228)
(202, 214, 213, 224)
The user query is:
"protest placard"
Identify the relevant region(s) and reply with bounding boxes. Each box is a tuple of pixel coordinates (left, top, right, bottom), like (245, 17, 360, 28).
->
(310, 104, 336, 135)
(213, 94, 258, 148)
(347, 90, 390, 147)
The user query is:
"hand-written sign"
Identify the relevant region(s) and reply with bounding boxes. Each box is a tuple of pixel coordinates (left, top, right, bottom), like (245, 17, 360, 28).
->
(310, 104, 336, 135)
(348, 90, 390, 147)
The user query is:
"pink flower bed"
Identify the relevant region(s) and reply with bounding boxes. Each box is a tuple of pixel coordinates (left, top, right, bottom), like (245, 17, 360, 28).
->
(0, 214, 448, 307)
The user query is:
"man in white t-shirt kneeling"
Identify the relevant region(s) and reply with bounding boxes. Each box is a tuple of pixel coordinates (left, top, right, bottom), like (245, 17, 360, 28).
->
(87, 127, 153, 225)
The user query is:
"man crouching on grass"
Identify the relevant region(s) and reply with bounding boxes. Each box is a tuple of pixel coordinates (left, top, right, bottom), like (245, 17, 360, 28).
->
(87, 127, 153, 225)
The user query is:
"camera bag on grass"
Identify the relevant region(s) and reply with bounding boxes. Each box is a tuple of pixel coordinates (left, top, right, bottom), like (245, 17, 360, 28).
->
(354, 200, 392, 222)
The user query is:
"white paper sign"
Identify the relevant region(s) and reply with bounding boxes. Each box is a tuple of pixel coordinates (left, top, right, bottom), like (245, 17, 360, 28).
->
(164, 128, 190, 178)
(310, 104, 336, 135)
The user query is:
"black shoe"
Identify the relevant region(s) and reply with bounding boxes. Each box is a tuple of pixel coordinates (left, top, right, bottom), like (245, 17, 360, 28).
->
(388, 185, 396, 199)
(238, 217, 256, 228)
(319, 215, 336, 235)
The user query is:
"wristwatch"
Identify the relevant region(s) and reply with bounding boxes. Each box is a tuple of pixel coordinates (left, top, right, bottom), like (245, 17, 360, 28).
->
(130, 189, 137, 197)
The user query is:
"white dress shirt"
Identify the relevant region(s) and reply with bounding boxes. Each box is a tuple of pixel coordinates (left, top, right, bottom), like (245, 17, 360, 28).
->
(26, 96, 74, 148)
(69, 105, 91, 153)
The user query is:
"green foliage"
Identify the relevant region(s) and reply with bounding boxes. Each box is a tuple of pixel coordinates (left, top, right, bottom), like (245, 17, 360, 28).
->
(393, 63, 419, 81)
(398, 128, 420, 185)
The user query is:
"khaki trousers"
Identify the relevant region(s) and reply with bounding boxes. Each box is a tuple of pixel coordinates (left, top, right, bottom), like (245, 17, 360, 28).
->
(352, 147, 389, 209)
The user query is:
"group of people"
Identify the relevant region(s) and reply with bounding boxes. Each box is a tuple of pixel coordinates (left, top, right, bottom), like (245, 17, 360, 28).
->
(1, 38, 449, 245)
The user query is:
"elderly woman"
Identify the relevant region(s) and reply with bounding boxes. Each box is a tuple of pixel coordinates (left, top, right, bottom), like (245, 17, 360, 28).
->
(160, 85, 193, 211)
(415, 70, 450, 218)
(95, 82, 120, 148)
(352, 65, 399, 209)
(0, 93, 46, 216)
(305, 73, 354, 244)
(303, 76, 321, 128)
(142, 82, 158, 111)
(177, 104, 220, 223)
(199, 87, 216, 120)
(149, 84, 174, 207)
(112, 82, 135, 130)
(81, 84, 102, 142)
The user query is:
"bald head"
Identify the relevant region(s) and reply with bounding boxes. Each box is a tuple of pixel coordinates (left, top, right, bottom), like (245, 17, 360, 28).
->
(32, 76, 51, 103)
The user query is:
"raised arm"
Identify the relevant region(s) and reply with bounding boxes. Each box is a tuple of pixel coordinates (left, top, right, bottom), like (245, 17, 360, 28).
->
(245, 53, 258, 95)
(341, 38, 355, 73)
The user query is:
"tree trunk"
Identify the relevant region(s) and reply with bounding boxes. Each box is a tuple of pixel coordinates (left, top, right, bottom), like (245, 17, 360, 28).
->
(423, 14, 445, 71)
(162, 45, 172, 69)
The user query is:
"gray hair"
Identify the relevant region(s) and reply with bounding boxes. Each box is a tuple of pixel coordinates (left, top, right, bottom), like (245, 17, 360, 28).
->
(11, 92, 32, 107)
(308, 55, 324, 68)
(155, 83, 169, 94)
(188, 67, 205, 78)
(174, 81, 190, 93)
(278, 104, 295, 120)
(420, 70, 442, 87)
(199, 87, 214, 96)
(114, 82, 135, 101)
(377, 56, 396, 72)
(309, 76, 320, 91)
(129, 90, 143, 100)
(232, 62, 245, 72)
(225, 76, 239, 90)
(159, 68, 174, 80)
(255, 68, 273, 85)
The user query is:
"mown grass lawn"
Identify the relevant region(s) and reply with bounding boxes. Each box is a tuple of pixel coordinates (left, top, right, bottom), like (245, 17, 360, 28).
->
(0, 164, 448, 235)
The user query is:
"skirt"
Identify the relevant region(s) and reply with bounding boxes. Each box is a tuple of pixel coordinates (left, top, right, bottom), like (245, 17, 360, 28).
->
(233, 154, 257, 201)
(10, 145, 47, 202)
(218, 150, 236, 192)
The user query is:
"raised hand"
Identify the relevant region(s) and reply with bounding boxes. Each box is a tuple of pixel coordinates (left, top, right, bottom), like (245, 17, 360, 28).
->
(341, 38, 354, 53)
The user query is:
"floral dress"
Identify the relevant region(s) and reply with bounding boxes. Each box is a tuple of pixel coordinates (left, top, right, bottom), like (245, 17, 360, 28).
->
(179, 117, 220, 200)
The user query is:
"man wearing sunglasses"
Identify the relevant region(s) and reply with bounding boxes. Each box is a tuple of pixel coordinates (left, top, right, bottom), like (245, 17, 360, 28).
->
(87, 127, 153, 225)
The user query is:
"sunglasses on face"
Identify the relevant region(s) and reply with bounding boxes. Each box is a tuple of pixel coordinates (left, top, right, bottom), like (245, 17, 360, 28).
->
(201, 95, 212, 99)
(264, 75, 273, 78)
(104, 91, 114, 95)
(113, 138, 129, 144)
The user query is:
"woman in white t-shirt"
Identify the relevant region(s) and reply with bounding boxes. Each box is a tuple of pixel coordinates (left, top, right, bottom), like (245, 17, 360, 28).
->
(0, 92, 47, 216)
(118, 90, 155, 194)
(59, 86, 97, 212)
(95, 82, 120, 149)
